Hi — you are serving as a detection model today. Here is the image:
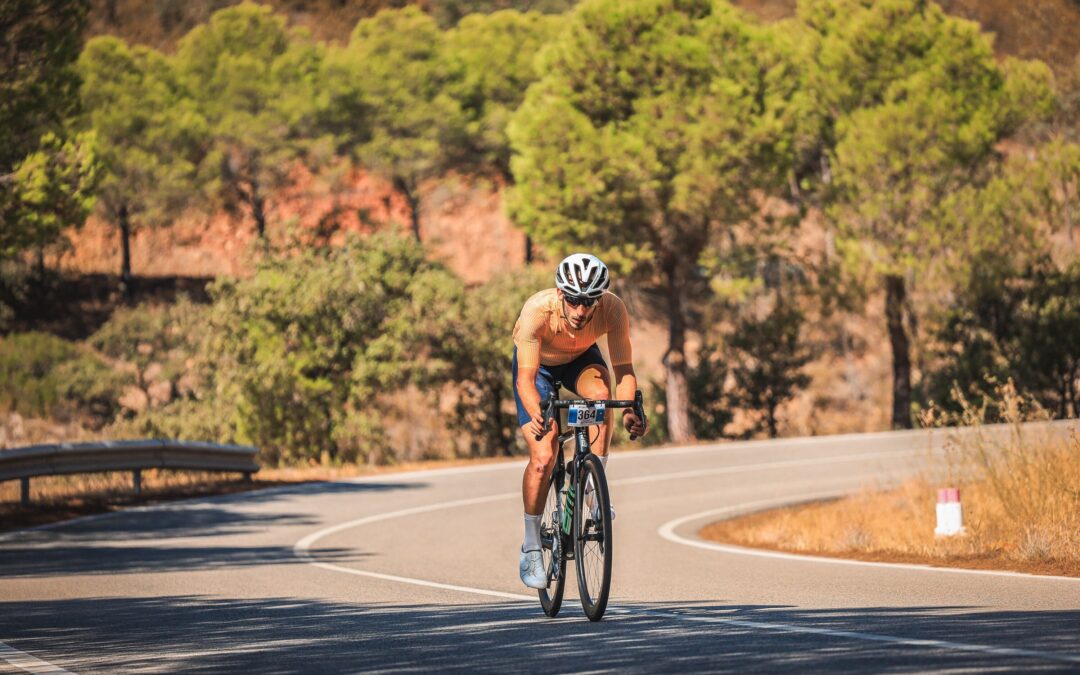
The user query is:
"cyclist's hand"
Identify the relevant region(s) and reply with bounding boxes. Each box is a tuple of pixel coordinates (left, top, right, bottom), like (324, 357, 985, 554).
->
(623, 409, 646, 438)
(527, 413, 548, 440)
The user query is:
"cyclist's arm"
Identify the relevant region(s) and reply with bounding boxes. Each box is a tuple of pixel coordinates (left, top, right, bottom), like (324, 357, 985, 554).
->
(606, 296, 646, 434)
(515, 311, 547, 434)
(612, 364, 638, 402)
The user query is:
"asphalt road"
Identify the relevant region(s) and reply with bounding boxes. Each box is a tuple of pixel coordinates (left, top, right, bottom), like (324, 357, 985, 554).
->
(1, 426, 1078, 673)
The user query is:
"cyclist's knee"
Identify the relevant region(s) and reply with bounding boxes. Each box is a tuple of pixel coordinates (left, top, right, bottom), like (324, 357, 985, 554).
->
(528, 454, 552, 475)
(575, 367, 610, 400)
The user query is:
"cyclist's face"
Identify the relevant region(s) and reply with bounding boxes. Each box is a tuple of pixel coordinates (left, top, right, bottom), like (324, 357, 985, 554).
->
(559, 290, 597, 329)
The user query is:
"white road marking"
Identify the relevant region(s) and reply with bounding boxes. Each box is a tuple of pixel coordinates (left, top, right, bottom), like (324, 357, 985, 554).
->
(657, 493, 1080, 583)
(0, 642, 72, 674)
(291, 454, 1080, 665)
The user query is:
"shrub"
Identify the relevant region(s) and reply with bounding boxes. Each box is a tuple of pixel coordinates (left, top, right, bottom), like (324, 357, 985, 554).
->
(0, 332, 130, 424)
(204, 234, 466, 466)
(89, 294, 208, 383)
(926, 260, 1080, 419)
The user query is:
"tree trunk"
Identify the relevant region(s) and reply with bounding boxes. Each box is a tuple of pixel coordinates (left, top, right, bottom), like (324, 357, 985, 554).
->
(491, 386, 510, 457)
(663, 261, 695, 443)
(394, 176, 421, 242)
(885, 274, 912, 429)
(118, 203, 132, 286)
(766, 399, 779, 438)
(250, 179, 267, 241)
(525, 235, 534, 264)
(35, 246, 45, 279)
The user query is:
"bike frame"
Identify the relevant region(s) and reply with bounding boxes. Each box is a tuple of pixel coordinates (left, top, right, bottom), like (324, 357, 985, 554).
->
(539, 383, 645, 558)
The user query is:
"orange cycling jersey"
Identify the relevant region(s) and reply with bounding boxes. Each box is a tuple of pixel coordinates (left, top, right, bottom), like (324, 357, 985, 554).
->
(513, 288, 633, 369)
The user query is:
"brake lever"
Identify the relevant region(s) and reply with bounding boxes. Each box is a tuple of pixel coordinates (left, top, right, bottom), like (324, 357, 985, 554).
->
(629, 389, 646, 442)
(534, 395, 555, 441)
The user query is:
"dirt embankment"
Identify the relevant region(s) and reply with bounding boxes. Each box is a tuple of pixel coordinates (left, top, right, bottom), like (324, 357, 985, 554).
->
(59, 168, 528, 286)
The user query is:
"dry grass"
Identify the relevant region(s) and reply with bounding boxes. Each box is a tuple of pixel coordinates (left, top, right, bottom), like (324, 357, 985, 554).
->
(701, 382, 1080, 577)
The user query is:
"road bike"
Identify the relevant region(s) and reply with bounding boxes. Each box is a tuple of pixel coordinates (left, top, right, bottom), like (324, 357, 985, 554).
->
(534, 383, 646, 622)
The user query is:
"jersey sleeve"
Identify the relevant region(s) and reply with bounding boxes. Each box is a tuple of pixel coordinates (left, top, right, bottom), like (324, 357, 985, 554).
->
(605, 295, 633, 366)
(513, 301, 546, 369)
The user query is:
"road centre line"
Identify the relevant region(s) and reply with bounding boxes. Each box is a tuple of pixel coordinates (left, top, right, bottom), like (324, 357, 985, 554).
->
(0, 641, 73, 674)
(657, 494, 1080, 583)
(291, 452, 1080, 665)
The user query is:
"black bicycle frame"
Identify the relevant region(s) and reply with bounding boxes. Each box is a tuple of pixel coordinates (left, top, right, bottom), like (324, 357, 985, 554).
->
(537, 382, 645, 539)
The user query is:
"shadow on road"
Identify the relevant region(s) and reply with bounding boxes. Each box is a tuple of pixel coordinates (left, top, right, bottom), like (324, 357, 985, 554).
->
(1, 596, 1077, 672)
(2, 480, 424, 543)
(0, 544, 367, 577)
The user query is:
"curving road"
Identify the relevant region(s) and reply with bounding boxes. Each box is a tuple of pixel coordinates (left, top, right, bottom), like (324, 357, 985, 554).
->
(1, 427, 1079, 673)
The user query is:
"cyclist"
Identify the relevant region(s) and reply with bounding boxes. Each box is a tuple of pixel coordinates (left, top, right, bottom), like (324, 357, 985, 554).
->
(513, 252, 647, 589)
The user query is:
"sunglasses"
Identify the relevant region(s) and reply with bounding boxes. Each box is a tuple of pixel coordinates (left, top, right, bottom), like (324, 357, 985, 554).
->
(565, 295, 599, 308)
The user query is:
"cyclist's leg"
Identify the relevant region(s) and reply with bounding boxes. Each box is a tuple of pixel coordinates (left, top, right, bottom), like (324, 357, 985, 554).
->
(573, 360, 615, 524)
(574, 364, 613, 459)
(521, 425, 559, 515)
(513, 349, 560, 517)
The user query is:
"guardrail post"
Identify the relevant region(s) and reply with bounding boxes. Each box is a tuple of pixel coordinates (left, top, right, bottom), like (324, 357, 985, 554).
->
(133, 469, 142, 496)
(243, 471, 252, 483)
(20, 477, 30, 506)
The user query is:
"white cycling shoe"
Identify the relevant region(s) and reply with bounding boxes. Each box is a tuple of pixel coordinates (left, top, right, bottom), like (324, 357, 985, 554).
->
(591, 502, 616, 523)
(519, 548, 547, 589)
(585, 477, 615, 523)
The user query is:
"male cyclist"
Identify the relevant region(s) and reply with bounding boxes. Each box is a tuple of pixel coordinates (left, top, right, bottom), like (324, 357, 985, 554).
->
(513, 253, 647, 589)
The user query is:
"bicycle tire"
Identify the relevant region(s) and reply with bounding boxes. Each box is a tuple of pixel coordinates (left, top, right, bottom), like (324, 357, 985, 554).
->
(574, 453, 612, 621)
(538, 461, 567, 617)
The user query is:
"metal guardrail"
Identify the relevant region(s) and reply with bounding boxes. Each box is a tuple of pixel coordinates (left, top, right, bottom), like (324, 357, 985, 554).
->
(0, 440, 260, 506)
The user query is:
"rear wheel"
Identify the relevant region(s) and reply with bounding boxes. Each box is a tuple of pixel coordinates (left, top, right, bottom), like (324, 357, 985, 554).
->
(538, 461, 566, 617)
(574, 453, 612, 621)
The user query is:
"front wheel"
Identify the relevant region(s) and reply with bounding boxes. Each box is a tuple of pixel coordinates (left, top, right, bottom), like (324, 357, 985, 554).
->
(574, 453, 612, 621)
(538, 462, 566, 617)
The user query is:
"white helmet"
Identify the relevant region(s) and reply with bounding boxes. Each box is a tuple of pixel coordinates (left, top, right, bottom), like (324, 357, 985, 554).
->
(555, 253, 610, 299)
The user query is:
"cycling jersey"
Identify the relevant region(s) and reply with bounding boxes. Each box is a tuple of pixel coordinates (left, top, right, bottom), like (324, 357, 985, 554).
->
(512, 288, 633, 369)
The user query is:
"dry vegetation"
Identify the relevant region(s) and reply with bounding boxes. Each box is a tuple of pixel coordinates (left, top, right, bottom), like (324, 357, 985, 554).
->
(702, 383, 1080, 577)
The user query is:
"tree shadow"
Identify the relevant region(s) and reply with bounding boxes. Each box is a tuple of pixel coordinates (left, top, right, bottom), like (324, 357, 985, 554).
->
(0, 597, 1077, 672)
(4, 480, 424, 543)
(0, 544, 366, 578)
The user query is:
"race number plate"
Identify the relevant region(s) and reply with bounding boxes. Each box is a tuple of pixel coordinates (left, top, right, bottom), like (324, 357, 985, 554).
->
(567, 403, 605, 427)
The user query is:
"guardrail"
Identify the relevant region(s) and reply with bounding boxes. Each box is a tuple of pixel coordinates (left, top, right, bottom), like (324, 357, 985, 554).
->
(0, 440, 260, 506)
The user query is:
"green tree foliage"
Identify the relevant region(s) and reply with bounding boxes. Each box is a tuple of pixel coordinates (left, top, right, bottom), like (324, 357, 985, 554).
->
(726, 301, 812, 438)
(794, 0, 1055, 429)
(176, 2, 323, 242)
(6, 132, 99, 268)
(508, 0, 797, 442)
(323, 7, 463, 241)
(442, 267, 549, 456)
(202, 234, 463, 465)
(927, 261, 1080, 419)
(89, 296, 209, 380)
(0, 332, 131, 425)
(78, 36, 206, 284)
(0, 0, 86, 177)
(0, 0, 90, 264)
(443, 10, 562, 180)
(650, 339, 732, 441)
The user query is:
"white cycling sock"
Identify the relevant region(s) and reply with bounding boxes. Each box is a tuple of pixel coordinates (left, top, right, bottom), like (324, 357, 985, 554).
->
(523, 513, 542, 552)
(600, 455, 608, 470)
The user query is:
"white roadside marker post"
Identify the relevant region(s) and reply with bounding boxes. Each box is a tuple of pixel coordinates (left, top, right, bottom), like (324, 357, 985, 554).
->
(934, 487, 965, 537)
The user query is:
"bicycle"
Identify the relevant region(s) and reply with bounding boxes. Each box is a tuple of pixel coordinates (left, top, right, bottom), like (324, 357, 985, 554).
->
(533, 382, 646, 622)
